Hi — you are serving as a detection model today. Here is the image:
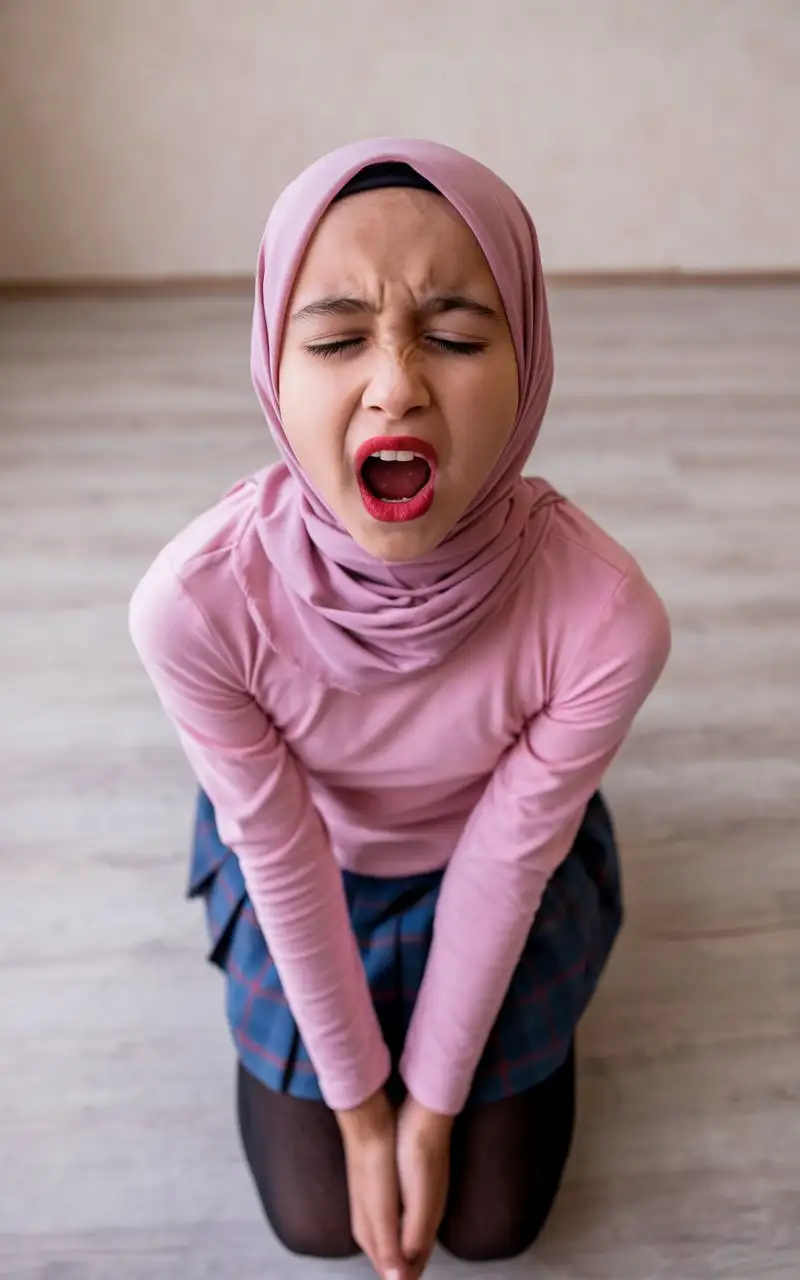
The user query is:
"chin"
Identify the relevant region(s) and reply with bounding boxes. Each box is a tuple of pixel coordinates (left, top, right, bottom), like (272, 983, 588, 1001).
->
(349, 515, 445, 564)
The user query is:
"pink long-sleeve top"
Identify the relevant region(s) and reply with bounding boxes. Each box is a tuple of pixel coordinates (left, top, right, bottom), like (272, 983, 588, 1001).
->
(129, 472, 670, 1116)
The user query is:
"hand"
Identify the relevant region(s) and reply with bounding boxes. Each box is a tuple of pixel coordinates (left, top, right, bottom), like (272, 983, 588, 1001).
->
(336, 1089, 410, 1280)
(396, 1094, 454, 1278)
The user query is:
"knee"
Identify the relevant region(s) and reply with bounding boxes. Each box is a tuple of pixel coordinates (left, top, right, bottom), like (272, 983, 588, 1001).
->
(438, 1209, 543, 1263)
(269, 1215, 360, 1261)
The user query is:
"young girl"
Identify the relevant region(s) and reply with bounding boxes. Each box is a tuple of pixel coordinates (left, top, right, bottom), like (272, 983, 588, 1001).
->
(130, 138, 670, 1277)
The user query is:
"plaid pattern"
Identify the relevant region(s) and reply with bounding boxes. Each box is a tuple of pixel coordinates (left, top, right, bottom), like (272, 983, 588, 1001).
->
(188, 790, 622, 1102)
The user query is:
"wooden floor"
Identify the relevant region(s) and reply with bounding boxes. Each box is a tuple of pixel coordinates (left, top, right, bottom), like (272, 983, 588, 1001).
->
(1, 282, 798, 1279)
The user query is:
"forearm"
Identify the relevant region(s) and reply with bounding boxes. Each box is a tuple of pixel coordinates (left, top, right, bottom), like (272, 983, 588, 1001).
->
(183, 731, 391, 1111)
(400, 798, 587, 1116)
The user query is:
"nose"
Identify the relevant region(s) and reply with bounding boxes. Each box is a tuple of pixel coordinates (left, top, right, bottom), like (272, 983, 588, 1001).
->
(362, 347, 431, 421)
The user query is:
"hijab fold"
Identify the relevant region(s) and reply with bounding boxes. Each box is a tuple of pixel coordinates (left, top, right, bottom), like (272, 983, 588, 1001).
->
(244, 137, 559, 690)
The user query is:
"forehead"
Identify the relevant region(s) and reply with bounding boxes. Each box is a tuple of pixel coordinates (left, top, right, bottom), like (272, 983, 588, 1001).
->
(290, 187, 499, 299)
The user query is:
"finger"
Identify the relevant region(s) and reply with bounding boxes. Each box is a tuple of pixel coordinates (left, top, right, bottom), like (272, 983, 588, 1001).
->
(405, 1259, 430, 1280)
(368, 1154, 406, 1280)
(372, 1196, 406, 1280)
(375, 1239, 409, 1280)
(374, 1242, 408, 1280)
(401, 1239, 432, 1280)
(358, 1223, 407, 1280)
(400, 1162, 434, 1265)
(355, 1205, 407, 1280)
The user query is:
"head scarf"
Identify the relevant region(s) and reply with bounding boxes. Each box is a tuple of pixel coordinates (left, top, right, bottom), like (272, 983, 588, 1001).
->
(244, 137, 560, 690)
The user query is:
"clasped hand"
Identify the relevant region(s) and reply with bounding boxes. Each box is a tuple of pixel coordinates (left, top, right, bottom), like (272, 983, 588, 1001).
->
(338, 1088, 453, 1280)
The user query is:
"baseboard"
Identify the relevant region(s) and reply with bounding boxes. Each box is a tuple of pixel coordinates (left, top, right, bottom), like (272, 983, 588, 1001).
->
(0, 275, 254, 299)
(0, 269, 798, 298)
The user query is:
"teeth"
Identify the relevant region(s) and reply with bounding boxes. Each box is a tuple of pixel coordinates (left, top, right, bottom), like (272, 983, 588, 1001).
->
(368, 449, 427, 462)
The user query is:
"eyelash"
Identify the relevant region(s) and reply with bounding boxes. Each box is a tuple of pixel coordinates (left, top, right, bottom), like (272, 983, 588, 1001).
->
(305, 336, 487, 360)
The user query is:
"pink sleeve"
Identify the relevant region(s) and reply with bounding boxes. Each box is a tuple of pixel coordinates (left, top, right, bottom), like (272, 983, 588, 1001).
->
(129, 555, 390, 1111)
(400, 565, 671, 1115)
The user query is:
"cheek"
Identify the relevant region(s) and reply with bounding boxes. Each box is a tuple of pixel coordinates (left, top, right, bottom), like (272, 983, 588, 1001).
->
(277, 357, 347, 472)
(448, 357, 519, 465)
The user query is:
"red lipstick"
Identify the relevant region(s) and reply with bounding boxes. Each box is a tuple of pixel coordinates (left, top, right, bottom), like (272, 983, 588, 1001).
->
(355, 435, 438, 524)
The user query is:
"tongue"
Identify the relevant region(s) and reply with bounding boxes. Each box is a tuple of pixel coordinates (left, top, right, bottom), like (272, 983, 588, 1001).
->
(361, 457, 431, 501)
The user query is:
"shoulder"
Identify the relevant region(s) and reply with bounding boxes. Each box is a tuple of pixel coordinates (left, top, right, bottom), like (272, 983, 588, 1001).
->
(534, 498, 671, 685)
(129, 472, 266, 677)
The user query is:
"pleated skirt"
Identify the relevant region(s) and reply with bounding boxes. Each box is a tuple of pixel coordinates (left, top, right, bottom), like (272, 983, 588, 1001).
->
(188, 790, 622, 1102)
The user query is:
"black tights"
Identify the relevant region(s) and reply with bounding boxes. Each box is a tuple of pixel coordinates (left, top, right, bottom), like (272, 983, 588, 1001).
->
(236, 1044, 575, 1264)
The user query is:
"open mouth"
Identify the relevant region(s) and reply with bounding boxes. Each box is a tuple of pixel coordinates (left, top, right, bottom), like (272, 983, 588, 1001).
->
(355, 436, 438, 523)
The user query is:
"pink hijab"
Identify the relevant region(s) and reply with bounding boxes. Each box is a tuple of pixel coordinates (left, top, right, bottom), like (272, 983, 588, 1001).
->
(246, 137, 559, 690)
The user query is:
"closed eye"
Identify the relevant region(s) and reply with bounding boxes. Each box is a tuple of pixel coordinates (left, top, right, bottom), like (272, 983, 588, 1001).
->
(305, 337, 366, 359)
(427, 337, 487, 355)
(305, 336, 487, 360)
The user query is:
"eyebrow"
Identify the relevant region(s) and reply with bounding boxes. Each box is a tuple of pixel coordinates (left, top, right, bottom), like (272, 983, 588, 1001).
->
(289, 293, 501, 324)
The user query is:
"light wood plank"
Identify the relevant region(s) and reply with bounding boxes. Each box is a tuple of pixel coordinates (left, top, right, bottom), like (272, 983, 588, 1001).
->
(1, 282, 798, 1278)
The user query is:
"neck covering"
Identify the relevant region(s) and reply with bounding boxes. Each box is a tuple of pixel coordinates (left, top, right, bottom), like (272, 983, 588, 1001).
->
(245, 137, 560, 690)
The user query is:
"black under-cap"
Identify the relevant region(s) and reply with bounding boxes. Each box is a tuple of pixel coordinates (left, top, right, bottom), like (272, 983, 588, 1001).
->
(332, 160, 440, 202)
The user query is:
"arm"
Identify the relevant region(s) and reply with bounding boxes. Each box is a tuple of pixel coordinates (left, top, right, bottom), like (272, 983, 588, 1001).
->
(129, 553, 390, 1112)
(400, 565, 671, 1116)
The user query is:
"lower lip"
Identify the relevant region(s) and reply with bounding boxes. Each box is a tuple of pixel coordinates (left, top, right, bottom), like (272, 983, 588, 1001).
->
(357, 473, 436, 523)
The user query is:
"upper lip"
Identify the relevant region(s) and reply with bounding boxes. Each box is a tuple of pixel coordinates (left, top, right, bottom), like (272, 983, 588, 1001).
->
(354, 435, 438, 471)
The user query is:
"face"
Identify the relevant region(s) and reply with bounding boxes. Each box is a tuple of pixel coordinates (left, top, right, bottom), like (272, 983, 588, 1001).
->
(278, 186, 519, 562)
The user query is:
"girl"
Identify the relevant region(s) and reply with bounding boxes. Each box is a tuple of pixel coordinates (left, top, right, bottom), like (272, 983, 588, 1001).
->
(130, 138, 670, 1277)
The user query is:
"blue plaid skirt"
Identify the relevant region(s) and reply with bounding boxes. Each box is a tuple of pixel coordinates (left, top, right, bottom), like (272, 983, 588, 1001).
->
(189, 791, 622, 1103)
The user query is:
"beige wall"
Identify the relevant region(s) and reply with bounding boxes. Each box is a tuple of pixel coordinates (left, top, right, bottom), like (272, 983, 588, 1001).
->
(0, 0, 798, 282)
